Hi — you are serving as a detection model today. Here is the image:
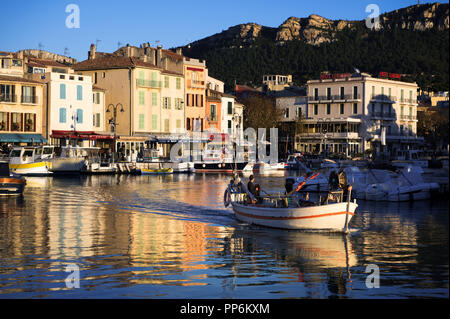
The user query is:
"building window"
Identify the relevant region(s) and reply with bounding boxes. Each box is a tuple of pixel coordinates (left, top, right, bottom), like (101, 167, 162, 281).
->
(353, 103, 357, 114)
(340, 87, 345, 99)
(176, 119, 181, 130)
(152, 115, 157, 130)
(176, 78, 181, 89)
(164, 119, 170, 132)
(285, 108, 290, 118)
(94, 72, 97, 84)
(163, 97, 171, 109)
(24, 113, 35, 132)
(21, 86, 36, 103)
(326, 104, 331, 115)
(340, 103, 344, 114)
(76, 85, 83, 101)
(353, 86, 358, 99)
(139, 114, 145, 129)
(314, 88, 318, 100)
(152, 92, 157, 106)
(400, 106, 404, 116)
(76, 109, 83, 124)
(186, 118, 191, 131)
(210, 104, 217, 121)
(59, 108, 66, 123)
(327, 88, 331, 100)
(0, 112, 8, 131)
(401, 89, 404, 102)
(139, 91, 145, 105)
(228, 102, 233, 115)
(164, 76, 169, 88)
(314, 104, 318, 115)
(60, 83, 66, 99)
(11, 113, 21, 131)
(228, 120, 232, 129)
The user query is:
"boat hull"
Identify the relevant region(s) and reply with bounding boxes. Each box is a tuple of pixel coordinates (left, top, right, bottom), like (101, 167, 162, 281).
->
(9, 161, 52, 176)
(231, 201, 357, 231)
(194, 162, 248, 172)
(0, 177, 26, 196)
(141, 168, 173, 175)
(49, 158, 85, 173)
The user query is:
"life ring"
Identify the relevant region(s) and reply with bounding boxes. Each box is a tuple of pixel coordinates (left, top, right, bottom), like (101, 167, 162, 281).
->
(224, 188, 231, 207)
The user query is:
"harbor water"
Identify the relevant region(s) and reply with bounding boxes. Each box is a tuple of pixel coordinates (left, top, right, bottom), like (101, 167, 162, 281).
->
(0, 173, 448, 298)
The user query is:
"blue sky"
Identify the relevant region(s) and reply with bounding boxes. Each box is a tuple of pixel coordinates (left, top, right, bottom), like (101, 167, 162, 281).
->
(0, 0, 440, 61)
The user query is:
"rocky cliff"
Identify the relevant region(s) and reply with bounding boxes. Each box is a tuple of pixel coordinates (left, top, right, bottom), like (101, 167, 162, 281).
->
(186, 2, 449, 49)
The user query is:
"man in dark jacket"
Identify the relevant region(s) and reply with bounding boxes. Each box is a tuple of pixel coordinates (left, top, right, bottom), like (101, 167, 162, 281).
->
(247, 175, 257, 197)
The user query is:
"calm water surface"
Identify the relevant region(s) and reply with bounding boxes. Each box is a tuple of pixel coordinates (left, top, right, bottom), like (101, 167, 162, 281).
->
(0, 172, 448, 298)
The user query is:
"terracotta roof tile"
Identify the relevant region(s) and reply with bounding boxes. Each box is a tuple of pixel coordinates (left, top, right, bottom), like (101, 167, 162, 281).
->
(0, 75, 44, 84)
(73, 56, 161, 71)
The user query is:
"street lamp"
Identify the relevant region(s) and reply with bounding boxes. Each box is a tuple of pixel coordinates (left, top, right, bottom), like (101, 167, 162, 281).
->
(107, 103, 124, 163)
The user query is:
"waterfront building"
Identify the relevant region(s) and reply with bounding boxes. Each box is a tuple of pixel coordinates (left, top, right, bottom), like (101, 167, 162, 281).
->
(0, 51, 46, 146)
(205, 88, 222, 132)
(304, 72, 420, 157)
(269, 87, 308, 153)
(184, 57, 206, 133)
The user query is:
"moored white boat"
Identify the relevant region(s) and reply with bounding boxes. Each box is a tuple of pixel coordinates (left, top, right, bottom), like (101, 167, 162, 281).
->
(8, 146, 54, 176)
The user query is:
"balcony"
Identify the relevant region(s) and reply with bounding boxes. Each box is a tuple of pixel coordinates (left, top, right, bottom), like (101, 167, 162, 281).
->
(308, 94, 361, 103)
(370, 112, 396, 120)
(399, 98, 417, 104)
(298, 132, 360, 139)
(399, 115, 417, 121)
(187, 79, 205, 89)
(0, 94, 17, 103)
(21, 95, 38, 104)
(136, 79, 162, 88)
(370, 94, 397, 103)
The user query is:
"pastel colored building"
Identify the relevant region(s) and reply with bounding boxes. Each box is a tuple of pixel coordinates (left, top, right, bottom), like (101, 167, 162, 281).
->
(304, 72, 420, 157)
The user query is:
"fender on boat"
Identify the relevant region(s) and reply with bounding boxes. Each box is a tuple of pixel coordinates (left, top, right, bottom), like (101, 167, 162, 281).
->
(224, 188, 231, 207)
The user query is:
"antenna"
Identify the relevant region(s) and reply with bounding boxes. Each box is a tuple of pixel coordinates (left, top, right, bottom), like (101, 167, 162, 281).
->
(117, 41, 123, 49)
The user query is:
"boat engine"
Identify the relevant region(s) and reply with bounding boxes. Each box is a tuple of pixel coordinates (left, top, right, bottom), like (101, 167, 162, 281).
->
(328, 169, 348, 191)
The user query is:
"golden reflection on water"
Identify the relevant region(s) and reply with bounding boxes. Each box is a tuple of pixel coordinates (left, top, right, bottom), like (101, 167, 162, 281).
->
(0, 174, 448, 298)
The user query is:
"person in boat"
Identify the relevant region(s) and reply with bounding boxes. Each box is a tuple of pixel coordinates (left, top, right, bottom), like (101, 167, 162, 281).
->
(247, 175, 257, 197)
(254, 184, 263, 204)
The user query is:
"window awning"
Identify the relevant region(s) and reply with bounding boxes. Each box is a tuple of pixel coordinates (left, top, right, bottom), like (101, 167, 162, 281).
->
(0, 133, 47, 143)
(50, 130, 114, 140)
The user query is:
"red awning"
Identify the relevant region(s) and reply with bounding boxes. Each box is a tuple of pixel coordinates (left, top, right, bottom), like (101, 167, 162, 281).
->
(50, 130, 114, 140)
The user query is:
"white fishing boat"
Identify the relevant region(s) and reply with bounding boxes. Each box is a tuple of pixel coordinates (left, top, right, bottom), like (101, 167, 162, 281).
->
(224, 174, 357, 232)
(50, 146, 99, 173)
(8, 146, 54, 176)
(341, 166, 439, 201)
(252, 161, 286, 172)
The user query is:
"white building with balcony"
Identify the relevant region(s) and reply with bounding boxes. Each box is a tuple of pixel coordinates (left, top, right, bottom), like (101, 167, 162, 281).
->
(304, 72, 420, 157)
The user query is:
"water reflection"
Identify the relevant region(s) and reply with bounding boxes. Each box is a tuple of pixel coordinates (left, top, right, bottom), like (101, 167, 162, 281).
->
(0, 174, 448, 298)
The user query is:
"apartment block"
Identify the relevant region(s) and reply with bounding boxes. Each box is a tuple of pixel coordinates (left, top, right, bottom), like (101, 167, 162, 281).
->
(304, 72, 420, 156)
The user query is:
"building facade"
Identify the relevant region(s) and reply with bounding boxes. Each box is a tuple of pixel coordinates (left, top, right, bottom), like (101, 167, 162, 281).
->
(184, 57, 206, 133)
(303, 73, 420, 157)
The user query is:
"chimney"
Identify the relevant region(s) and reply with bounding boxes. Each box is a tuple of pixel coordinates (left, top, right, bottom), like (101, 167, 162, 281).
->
(156, 45, 162, 67)
(88, 44, 96, 60)
(176, 47, 182, 55)
(126, 43, 131, 57)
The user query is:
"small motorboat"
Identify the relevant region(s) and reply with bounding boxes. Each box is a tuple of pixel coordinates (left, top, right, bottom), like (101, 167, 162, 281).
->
(224, 173, 357, 233)
(8, 146, 53, 176)
(0, 162, 26, 196)
(141, 167, 173, 175)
